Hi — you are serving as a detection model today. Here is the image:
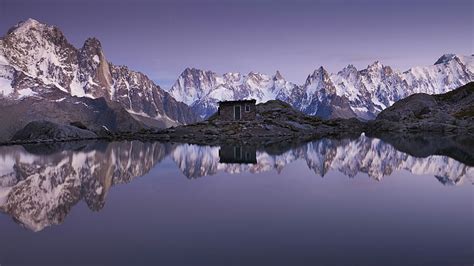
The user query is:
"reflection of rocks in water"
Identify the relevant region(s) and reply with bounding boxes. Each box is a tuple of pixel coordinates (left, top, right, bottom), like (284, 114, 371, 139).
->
(0, 141, 173, 232)
(366, 132, 474, 167)
(170, 135, 473, 184)
(219, 145, 257, 164)
(0, 135, 472, 232)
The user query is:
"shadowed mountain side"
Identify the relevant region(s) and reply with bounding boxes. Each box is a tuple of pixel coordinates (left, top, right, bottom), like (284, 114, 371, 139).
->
(0, 91, 143, 142)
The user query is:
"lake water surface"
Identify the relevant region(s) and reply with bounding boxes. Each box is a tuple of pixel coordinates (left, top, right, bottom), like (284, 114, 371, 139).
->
(0, 135, 472, 265)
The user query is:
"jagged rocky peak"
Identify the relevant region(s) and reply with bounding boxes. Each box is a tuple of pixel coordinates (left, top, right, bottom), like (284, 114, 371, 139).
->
(182, 67, 197, 75)
(274, 70, 284, 80)
(247, 71, 270, 82)
(182, 67, 213, 77)
(6, 18, 71, 50)
(78, 37, 113, 98)
(434, 53, 457, 65)
(2, 18, 78, 86)
(80, 37, 104, 60)
(367, 60, 383, 70)
(305, 66, 332, 86)
(339, 64, 359, 77)
(362, 60, 396, 79)
(179, 67, 218, 87)
(8, 18, 49, 35)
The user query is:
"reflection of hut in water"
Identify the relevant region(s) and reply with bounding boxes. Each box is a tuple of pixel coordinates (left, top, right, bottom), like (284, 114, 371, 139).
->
(219, 145, 257, 164)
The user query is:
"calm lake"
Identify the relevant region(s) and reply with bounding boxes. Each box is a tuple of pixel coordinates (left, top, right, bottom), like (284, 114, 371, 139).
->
(0, 134, 472, 265)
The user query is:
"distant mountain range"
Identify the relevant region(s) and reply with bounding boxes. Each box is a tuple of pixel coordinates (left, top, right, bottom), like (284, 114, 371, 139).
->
(0, 18, 472, 134)
(168, 55, 473, 119)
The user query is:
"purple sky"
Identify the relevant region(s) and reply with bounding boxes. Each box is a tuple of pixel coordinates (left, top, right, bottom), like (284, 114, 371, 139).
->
(1, 0, 472, 88)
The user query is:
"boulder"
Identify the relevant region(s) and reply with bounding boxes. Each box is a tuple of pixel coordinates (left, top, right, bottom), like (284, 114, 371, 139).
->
(11, 120, 97, 141)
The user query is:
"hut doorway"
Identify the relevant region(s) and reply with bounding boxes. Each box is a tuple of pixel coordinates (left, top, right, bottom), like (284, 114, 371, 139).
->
(234, 105, 241, 120)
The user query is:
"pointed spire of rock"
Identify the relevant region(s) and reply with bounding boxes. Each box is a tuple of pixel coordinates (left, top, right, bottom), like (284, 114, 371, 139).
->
(274, 70, 284, 80)
(305, 66, 328, 84)
(368, 60, 383, 70)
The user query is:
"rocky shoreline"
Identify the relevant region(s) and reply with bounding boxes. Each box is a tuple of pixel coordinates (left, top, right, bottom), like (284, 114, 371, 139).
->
(1, 83, 472, 150)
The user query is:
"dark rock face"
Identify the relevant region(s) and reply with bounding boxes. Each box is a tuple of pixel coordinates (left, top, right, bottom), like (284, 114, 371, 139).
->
(365, 131, 474, 167)
(376, 93, 438, 122)
(11, 120, 97, 141)
(368, 82, 474, 134)
(0, 91, 143, 142)
(0, 18, 197, 129)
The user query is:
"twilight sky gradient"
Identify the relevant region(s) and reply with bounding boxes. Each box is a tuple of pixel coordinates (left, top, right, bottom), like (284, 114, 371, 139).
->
(1, 0, 472, 88)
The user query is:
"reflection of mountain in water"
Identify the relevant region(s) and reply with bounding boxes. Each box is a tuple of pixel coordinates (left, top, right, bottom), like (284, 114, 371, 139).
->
(0, 141, 173, 232)
(173, 135, 473, 183)
(0, 135, 472, 231)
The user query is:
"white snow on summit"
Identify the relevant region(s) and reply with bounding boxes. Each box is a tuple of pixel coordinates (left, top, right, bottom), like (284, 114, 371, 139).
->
(169, 54, 473, 119)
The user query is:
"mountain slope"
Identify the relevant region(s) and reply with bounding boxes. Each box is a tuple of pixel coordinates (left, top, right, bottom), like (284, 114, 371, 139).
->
(0, 18, 197, 127)
(168, 55, 473, 119)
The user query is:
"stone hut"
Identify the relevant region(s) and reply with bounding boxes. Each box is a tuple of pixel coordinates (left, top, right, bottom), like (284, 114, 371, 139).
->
(216, 99, 256, 121)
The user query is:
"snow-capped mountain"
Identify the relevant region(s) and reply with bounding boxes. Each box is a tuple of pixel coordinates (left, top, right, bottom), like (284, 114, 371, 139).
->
(0, 18, 197, 127)
(168, 55, 473, 119)
(169, 68, 299, 118)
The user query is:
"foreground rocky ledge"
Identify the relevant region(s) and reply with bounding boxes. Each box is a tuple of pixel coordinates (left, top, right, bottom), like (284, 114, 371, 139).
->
(1, 100, 366, 147)
(1, 83, 473, 148)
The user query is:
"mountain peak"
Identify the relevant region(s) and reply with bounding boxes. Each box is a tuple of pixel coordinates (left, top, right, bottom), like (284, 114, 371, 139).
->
(18, 18, 41, 27)
(304, 66, 330, 86)
(83, 37, 102, 49)
(248, 71, 262, 76)
(342, 64, 358, 73)
(368, 60, 383, 70)
(434, 54, 458, 65)
(310, 66, 328, 77)
(274, 70, 284, 80)
(8, 18, 49, 35)
(180, 67, 216, 78)
(182, 67, 200, 75)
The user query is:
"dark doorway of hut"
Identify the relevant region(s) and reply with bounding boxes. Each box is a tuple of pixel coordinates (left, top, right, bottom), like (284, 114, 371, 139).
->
(234, 105, 241, 120)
